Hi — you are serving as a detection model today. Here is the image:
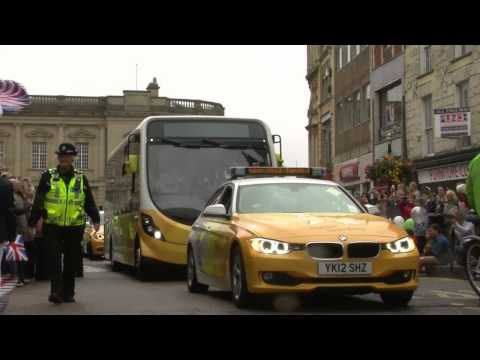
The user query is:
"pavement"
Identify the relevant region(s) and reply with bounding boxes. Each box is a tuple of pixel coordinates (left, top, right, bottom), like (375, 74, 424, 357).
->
(1, 259, 479, 315)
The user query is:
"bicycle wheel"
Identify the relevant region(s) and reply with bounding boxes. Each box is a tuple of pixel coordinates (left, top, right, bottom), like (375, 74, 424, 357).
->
(465, 240, 480, 298)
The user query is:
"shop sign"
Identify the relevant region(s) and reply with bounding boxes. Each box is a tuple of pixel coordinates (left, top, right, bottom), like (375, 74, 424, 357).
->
(418, 162, 469, 184)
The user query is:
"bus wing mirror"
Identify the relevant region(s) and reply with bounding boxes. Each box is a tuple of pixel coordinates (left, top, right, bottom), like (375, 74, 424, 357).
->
(272, 135, 282, 166)
(124, 154, 138, 174)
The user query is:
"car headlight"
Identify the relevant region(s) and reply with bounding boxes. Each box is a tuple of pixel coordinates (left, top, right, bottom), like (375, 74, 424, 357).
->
(249, 238, 291, 255)
(385, 237, 416, 254)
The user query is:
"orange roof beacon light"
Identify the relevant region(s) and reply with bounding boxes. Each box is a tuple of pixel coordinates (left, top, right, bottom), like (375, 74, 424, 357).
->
(227, 167, 327, 180)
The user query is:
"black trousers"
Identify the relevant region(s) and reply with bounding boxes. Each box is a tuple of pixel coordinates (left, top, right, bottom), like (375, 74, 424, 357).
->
(23, 241, 36, 279)
(43, 224, 84, 298)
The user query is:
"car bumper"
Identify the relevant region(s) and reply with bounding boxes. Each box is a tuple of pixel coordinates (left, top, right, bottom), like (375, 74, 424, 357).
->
(241, 244, 419, 294)
(90, 238, 104, 257)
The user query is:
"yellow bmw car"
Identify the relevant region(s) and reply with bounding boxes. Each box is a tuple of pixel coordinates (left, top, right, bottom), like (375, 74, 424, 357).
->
(82, 211, 105, 259)
(187, 167, 420, 308)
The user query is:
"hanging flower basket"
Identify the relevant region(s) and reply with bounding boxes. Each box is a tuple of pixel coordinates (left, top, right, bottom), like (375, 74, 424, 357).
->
(365, 155, 416, 187)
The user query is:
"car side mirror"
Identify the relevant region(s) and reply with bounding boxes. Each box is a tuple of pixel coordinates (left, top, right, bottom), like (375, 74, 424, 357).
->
(365, 204, 381, 216)
(203, 204, 228, 218)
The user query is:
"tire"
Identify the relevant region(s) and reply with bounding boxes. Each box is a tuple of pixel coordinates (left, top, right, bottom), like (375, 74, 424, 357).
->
(380, 291, 414, 307)
(231, 246, 252, 308)
(87, 242, 94, 260)
(110, 237, 121, 272)
(465, 240, 480, 298)
(134, 241, 149, 281)
(187, 246, 208, 293)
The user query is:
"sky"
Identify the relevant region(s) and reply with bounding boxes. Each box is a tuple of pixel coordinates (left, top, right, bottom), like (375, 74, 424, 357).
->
(0, 45, 309, 166)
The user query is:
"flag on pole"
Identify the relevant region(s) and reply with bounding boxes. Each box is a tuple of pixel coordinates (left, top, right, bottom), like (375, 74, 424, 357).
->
(5, 235, 28, 262)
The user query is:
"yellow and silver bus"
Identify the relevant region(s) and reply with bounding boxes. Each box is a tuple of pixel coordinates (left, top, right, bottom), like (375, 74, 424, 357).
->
(104, 116, 279, 278)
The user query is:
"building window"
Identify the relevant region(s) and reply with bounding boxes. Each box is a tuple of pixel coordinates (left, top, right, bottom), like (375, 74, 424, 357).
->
(454, 45, 471, 58)
(457, 80, 469, 108)
(32, 142, 47, 170)
(362, 83, 371, 122)
(379, 82, 402, 128)
(420, 45, 432, 74)
(423, 95, 434, 155)
(353, 90, 361, 126)
(320, 62, 332, 101)
(338, 47, 343, 69)
(74, 143, 89, 170)
(0, 141, 5, 169)
(322, 121, 332, 166)
(383, 45, 392, 61)
(337, 100, 345, 132)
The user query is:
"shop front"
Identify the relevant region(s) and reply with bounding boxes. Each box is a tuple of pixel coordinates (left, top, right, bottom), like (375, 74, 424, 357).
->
(414, 146, 480, 191)
(334, 153, 373, 197)
(417, 162, 469, 190)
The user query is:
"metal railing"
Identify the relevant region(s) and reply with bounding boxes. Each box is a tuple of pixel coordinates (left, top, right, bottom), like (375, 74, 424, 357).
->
(20, 95, 224, 115)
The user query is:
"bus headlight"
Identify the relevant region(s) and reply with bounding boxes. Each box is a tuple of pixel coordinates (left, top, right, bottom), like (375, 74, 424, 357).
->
(141, 214, 162, 240)
(385, 237, 416, 254)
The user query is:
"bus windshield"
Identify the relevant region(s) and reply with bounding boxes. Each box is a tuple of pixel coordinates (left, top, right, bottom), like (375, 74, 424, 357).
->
(146, 119, 273, 225)
(147, 145, 270, 225)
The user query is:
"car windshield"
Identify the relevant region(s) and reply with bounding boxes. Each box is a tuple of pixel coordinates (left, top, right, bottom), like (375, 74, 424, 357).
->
(237, 183, 363, 214)
(147, 144, 271, 225)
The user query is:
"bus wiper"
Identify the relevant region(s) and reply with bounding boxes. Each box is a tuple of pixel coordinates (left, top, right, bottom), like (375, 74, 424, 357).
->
(241, 150, 264, 165)
(161, 139, 201, 148)
(201, 139, 224, 147)
(223, 143, 266, 150)
(161, 138, 183, 146)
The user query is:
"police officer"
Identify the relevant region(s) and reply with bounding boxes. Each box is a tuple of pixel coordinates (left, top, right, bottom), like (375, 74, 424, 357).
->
(28, 143, 100, 304)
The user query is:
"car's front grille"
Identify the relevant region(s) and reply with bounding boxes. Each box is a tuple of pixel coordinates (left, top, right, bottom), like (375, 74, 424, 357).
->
(261, 271, 416, 286)
(347, 243, 380, 258)
(307, 243, 343, 259)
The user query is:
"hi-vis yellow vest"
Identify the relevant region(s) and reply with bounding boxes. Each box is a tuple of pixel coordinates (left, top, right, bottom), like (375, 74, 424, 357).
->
(43, 168, 86, 227)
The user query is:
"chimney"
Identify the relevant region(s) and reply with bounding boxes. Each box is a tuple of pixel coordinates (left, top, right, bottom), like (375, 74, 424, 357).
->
(146, 77, 160, 97)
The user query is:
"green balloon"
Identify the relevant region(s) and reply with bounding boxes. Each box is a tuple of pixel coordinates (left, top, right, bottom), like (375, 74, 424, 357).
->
(404, 218, 415, 231)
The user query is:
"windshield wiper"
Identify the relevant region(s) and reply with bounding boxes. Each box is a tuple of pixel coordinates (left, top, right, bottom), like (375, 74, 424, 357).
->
(161, 138, 183, 146)
(160, 139, 201, 148)
(201, 139, 224, 147)
(224, 143, 266, 150)
(241, 150, 264, 165)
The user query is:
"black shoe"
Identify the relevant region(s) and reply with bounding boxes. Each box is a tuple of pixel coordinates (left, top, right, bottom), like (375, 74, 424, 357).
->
(63, 296, 75, 303)
(48, 294, 63, 304)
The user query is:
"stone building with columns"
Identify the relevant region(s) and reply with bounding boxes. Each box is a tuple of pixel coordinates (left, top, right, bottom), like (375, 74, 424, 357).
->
(0, 78, 225, 206)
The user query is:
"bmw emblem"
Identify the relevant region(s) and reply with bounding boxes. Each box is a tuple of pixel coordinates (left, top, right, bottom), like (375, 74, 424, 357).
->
(338, 235, 348, 242)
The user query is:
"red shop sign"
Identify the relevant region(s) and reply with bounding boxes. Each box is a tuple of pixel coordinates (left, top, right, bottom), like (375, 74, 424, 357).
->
(339, 161, 360, 182)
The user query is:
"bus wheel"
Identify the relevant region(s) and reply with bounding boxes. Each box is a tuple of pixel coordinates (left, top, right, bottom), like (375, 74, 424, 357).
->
(134, 241, 149, 281)
(110, 238, 121, 272)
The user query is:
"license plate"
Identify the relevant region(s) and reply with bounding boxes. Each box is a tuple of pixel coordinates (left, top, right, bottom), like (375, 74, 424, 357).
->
(318, 262, 372, 276)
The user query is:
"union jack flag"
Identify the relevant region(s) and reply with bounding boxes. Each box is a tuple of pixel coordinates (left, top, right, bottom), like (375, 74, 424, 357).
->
(0, 80, 31, 116)
(5, 235, 28, 262)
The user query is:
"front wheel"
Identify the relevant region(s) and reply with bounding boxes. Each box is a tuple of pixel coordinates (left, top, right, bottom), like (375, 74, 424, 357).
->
(231, 246, 252, 308)
(187, 246, 208, 293)
(134, 242, 149, 281)
(380, 291, 414, 307)
(465, 240, 480, 298)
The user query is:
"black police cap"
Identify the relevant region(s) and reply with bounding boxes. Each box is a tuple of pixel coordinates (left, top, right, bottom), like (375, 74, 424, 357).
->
(55, 143, 78, 156)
